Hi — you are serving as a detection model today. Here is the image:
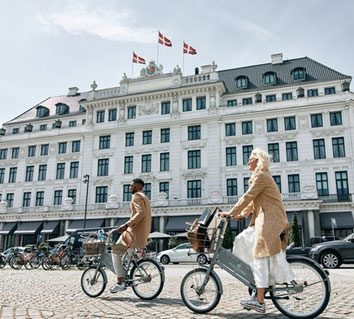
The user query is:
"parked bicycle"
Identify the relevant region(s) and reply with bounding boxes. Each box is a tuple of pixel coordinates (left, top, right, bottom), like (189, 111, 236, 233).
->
(60, 245, 86, 270)
(42, 244, 66, 270)
(80, 229, 165, 300)
(180, 208, 331, 319)
(9, 245, 38, 270)
(0, 253, 6, 269)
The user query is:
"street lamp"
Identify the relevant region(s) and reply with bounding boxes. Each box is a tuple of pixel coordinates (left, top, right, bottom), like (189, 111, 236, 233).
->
(83, 174, 90, 229)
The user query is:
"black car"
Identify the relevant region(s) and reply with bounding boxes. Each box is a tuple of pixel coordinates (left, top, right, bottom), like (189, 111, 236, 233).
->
(286, 236, 339, 257)
(309, 233, 354, 268)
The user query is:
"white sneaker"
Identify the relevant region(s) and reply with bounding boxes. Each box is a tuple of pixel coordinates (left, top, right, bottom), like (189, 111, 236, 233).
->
(110, 282, 127, 293)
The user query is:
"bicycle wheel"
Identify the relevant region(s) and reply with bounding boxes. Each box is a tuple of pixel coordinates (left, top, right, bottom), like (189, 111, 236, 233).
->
(180, 267, 222, 314)
(42, 257, 51, 270)
(60, 255, 71, 270)
(130, 258, 164, 300)
(81, 266, 107, 297)
(24, 259, 33, 270)
(9, 255, 23, 270)
(29, 256, 41, 269)
(0, 255, 6, 269)
(270, 258, 330, 319)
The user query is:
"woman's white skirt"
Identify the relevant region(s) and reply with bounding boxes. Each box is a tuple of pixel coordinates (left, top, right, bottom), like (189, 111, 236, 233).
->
(233, 226, 295, 287)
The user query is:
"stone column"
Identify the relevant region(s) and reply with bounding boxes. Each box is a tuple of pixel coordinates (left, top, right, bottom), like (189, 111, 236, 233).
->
(64, 220, 70, 234)
(159, 216, 166, 251)
(110, 218, 116, 227)
(301, 211, 310, 246)
(60, 220, 66, 236)
(0, 222, 4, 252)
(307, 210, 315, 238)
(313, 210, 321, 237)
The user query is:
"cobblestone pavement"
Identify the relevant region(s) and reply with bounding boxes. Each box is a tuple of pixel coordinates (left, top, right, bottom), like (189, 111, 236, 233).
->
(0, 264, 353, 319)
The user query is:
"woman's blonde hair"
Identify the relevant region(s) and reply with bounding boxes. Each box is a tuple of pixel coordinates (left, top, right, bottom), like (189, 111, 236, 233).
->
(249, 148, 270, 173)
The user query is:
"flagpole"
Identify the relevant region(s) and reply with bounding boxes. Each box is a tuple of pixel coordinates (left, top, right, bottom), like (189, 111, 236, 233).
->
(131, 61, 134, 78)
(156, 30, 160, 65)
(182, 41, 185, 74)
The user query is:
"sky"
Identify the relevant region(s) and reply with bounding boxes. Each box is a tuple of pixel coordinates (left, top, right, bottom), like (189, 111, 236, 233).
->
(1, 0, 354, 125)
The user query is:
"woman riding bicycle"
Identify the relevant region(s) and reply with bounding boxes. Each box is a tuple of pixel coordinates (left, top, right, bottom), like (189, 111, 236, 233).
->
(221, 148, 295, 314)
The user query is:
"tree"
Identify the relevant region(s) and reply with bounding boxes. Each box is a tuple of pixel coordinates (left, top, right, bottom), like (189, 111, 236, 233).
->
(168, 236, 183, 249)
(222, 219, 233, 249)
(289, 213, 301, 247)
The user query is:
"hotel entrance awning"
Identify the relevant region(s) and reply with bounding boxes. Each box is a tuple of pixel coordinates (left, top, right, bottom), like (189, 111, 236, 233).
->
(66, 219, 105, 233)
(14, 222, 43, 235)
(320, 212, 354, 229)
(0, 222, 17, 235)
(41, 221, 60, 235)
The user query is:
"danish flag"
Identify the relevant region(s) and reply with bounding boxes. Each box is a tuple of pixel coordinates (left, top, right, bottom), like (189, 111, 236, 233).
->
(132, 52, 146, 64)
(158, 31, 172, 47)
(183, 42, 197, 55)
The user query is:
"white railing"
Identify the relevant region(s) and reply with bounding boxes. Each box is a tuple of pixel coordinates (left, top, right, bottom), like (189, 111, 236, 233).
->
(182, 74, 211, 85)
(94, 87, 121, 99)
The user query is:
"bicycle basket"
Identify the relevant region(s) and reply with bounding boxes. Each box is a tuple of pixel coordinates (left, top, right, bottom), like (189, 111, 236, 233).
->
(187, 219, 210, 253)
(83, 233, 106, 256)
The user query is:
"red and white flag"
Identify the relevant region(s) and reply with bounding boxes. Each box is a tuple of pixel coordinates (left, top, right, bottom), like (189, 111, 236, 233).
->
(158, 31, 172, 47)
(183, 42, 197, 55)
(132, 52, 146, 64)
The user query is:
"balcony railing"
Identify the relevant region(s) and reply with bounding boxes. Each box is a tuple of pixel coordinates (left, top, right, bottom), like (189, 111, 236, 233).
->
(318, 194, 352, 203)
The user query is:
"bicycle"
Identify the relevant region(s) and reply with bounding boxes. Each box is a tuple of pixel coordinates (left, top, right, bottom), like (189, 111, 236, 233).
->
(9, 245, 37, 270)
(0, 253, 6, 269)
(180, 208, 331, 319)
(80, 230, 165, 300)
(60, 245, 85, 270)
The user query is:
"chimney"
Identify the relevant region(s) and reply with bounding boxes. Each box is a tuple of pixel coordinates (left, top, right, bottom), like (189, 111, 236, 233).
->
(271, 53, 283, 65)
(195, 67, 199, 75)
(67, 87, 80, 96)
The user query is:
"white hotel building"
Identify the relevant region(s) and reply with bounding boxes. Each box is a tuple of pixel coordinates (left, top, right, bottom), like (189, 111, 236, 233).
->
(0, 53, 354, 250)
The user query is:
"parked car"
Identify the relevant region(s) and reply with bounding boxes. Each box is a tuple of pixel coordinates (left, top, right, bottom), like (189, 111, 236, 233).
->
(309, 233, 354, 268)
(156, 243, 213, 265)
(2, 247, 25, 263)
(286, 236, 340, 257)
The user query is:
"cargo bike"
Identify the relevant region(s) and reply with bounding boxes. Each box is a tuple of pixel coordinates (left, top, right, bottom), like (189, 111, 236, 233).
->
(181, 208, 331, 319)
(80, 230, 165, 300)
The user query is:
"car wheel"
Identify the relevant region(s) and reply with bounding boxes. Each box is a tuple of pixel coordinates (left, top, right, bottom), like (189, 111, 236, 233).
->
(197, 254, 207, 265)
(321, 251, 341, 268)
(160, 255, 170, 265)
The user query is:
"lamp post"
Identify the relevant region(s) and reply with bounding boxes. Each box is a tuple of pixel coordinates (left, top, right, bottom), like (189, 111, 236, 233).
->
(83, 175, 90, 229)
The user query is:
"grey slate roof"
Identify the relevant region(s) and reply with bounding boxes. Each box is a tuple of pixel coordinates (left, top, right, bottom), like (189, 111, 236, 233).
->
(218, 57, 352, 94)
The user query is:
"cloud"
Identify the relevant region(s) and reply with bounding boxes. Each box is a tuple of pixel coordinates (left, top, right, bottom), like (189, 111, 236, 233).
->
(36, 7, 155, 43)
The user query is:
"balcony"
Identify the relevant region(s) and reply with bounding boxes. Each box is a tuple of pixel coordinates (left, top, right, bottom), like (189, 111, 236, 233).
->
(318, 194, 352, 203)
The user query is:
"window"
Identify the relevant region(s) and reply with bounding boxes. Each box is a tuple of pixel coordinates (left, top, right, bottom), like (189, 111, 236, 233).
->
(266, 95, 276, 102)
(188, 125, 201, 140)
(225, 123, 236, 136)
(56, 103, 69, 115)
(311, 114, 323, 128)
(40, 124, 47, 131)
(282, 93, 292, 101)
(268, 143, 279, 162)
(108, 108, 117, 121)
(335, 171, 349, 200)
(56, 163, 65, 179)
(23, 192, 31, 207)
(267, 118, 278, 132)
(0, 168, 4, 184)
(242, 98, 252, 105)
(53, 190, 63, 205)
(36, 106, 49, 118)
(292, 68, 305, 81)
(196, 97, 206, 110)
(72, 140, 81, 152)
(227, 178, 237, 196)
(96, 110, 105, 123)
(273, 175, 281, 193)
(38, 165, 47, 181)
(226, 147, 236, 166)
(96, 186, 108, 203)
(188, 150, 201, 169)
(284, 116, 296, 130)
(6, 193, 14, 208)
(35, 191, 44, 206)
(243, 145, 253, 165)
(288, 174, 300, 193)
(264, 72, 276, 84)
(123, 185, 132, 202)
(308, 89, 318, 97)
(97, 158, 109, 176)
(332, 137, 345, 158)
(160, 152, 170, 171)
(187, 180, 201, 198)
(58, 142, 67, 154)
(313, 139, 326, 159)
(99, 135, 111, 149)
(0, 149, 7, 160)
(141, 154, 152, 173)
(325, 87, 336, 95)
(159, 182, 169, 198)
(227, 100, 237, 107)
(244, 177, 250, 193)
(161, 101, 170, 115)
(160, 128, 170, 143)
(127, 106, 136, 119)
(12, 128, 19, 134)
(69, 121, 77, 127)
(124, 156, 133, 174)
(286, 142, 298, 161)
(125, 132, 134, 146)
(144, 183, 151, 200)
(316, 173, 329, 196)
(28, 145, 36, 157)
(183, 98, 192, 112)
(236, 76, 247, 88)
(330, 111, 342, 126)
(142, 130, 152, 145)
(40, 144, 49, 156)
(68, 189, 77, 204)
(25, 166, 34, 182)
(11, 147, 19, 159)
(8, 167, 17, 183)
(82, 119, 86, 125)
(242, 121, 252, 135)
(70, 162, 79, 178)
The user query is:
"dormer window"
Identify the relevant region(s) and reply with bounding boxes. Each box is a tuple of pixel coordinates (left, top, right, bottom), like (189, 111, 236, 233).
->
(236, 76, 248, 89)
(36, 106, 49, 118)
(292, 67, 306, 81)
(55, 103, 69, 115)
(263, 72, 276, 85)
(79, 99, 87, 112)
